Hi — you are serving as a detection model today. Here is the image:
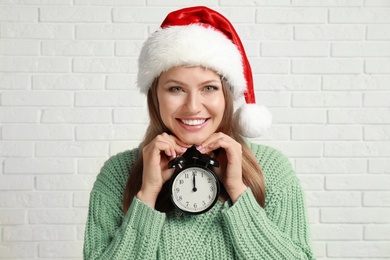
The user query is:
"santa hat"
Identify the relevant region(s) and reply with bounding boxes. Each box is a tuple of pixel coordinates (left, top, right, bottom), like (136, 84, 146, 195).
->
(137, 6, 272, 137)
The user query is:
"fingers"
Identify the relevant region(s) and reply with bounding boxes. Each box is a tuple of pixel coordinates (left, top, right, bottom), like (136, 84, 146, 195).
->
(196, 132, 227, 152)
(197, 132, 242, 160)
(140, 133, 189, 205)
(144, 133, 188, 160)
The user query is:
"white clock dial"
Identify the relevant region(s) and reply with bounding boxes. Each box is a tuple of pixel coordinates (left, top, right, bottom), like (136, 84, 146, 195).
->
(171, 166, 219, 214)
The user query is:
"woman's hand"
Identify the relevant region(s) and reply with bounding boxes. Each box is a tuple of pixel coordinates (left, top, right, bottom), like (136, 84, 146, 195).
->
(197, 133, 247, 203)
(137, 133, 189, 208)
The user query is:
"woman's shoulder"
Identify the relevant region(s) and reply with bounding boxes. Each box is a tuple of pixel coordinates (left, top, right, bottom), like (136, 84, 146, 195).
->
(93, 147, 140, 196)
(248, 141, 292, 168)
(247, 141, 298, 191)
(101, 148, 140, 173)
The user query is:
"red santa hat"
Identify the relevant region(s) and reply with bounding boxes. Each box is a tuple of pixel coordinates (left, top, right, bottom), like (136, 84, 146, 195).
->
(137, 6, 272, 137)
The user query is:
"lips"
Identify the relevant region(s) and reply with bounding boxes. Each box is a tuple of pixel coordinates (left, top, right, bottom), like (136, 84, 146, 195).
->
(177, 118, 209, 130)
(180, 119, 207, 126)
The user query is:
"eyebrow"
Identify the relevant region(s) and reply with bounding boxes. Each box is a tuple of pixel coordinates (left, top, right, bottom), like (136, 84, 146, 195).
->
(162, 79, 222, 87)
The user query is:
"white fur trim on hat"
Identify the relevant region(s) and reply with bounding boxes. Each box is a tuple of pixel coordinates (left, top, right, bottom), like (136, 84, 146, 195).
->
(137, 24, 246, 99)
(234, 104, 272, 138)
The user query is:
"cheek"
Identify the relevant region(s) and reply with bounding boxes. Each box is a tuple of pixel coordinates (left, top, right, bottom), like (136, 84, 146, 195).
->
(158, 96, 180, 121)
(209, 94, 225, 117)
(158, 102, 170, 123)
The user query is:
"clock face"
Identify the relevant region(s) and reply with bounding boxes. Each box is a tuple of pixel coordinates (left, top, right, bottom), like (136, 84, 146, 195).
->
(171, 166, 219, 214)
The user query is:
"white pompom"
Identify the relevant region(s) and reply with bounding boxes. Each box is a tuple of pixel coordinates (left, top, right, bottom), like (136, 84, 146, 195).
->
(233, 104, 272, 138)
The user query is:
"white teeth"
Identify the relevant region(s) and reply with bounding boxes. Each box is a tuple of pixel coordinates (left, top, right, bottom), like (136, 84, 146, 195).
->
(181, 119, 206, 126)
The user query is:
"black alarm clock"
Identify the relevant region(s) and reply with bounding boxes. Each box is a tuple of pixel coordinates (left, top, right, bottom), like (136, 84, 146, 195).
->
(168, 145, 220, 214)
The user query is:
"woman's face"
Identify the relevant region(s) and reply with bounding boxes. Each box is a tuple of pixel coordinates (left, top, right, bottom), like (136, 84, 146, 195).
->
(157, 66, 225, 145)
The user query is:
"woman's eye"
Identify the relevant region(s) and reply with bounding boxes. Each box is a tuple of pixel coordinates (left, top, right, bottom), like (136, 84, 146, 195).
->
(204, 86, 218, 92)
(169, 87, 183, 92)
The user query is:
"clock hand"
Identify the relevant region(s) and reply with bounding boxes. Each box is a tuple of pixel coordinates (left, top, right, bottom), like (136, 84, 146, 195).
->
(192, 173, 197, 192)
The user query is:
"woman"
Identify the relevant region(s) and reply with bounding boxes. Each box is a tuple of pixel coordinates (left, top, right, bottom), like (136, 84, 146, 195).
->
(84, 6, 315, 260)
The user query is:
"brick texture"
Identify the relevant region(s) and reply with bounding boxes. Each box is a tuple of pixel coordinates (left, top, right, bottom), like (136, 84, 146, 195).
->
(0, 2, 389, 259)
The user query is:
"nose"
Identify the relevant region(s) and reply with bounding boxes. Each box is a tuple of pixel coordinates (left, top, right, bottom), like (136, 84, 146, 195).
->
(185, 91, 202, 113)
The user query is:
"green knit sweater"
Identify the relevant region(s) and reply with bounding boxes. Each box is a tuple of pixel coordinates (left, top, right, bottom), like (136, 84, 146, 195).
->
(83, 142, 315, 259)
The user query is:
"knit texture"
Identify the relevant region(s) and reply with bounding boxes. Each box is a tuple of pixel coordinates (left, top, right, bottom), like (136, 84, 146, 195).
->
(83, 142, 315, 259)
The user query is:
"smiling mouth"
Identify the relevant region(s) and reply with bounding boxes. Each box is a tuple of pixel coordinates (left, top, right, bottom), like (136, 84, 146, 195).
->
(179, 119, 207, 126)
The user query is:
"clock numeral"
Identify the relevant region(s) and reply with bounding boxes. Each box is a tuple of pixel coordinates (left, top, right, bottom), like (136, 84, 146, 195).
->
(208, 195, 211, 199)
(179, 180, 184, 184)
(185, 173, 189, 179)
(175, 188, 180, 193)
(207, 178, 212, 183)
(186, 201, 189, 207)
(193, 203, 197, 209)
(202, 201, 206, 206)
(192, 170, 197, 176)
(178, 196, 182, 201)
(210, 186, 215, 191)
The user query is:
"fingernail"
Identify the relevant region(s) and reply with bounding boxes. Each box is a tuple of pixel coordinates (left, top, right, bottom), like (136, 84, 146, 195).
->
(181, 146, 187, 152)
(196, 146, 206, 153)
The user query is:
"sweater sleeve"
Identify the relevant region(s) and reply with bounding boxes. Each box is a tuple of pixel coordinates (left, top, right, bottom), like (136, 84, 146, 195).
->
(83, 151, 166, 260)
(221, 145, 315, 259)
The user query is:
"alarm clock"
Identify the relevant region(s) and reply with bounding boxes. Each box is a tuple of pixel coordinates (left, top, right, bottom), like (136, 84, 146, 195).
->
(168, 145, 220, 214)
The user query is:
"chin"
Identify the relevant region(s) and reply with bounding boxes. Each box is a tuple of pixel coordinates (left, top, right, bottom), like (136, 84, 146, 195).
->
(179, 135, 207, 146)
(182, 139, 204, 146)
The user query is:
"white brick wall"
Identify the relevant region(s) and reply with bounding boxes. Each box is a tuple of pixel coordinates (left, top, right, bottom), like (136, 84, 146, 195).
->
(0, 1, 389, 259)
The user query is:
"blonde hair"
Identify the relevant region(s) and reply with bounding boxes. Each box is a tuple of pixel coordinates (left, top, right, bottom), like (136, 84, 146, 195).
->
(123, 78, 265, 214)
